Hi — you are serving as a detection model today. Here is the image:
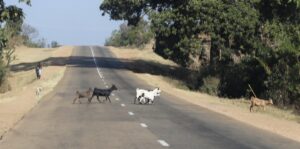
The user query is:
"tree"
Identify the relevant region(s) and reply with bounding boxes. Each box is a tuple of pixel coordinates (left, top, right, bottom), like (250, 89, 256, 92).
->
(21, 23, 39, 44)
(2, 19, 25, 67)
(100, 0, 300, 111)
(21, 23, 48, 48)
(100, 1, 260, 67)
(51, 41, 60, 48)
(105, 19, 153, 48)
(0, 0, 30, 92)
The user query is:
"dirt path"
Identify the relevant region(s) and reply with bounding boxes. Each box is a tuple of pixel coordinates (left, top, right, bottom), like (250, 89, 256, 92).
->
(0, 46, 73, 139)
(108, 46, 300, 143)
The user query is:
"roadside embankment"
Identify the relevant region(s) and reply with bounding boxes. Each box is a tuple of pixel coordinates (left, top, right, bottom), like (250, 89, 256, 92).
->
(0, 46, 73, 139)
(108, 46, 300, 143)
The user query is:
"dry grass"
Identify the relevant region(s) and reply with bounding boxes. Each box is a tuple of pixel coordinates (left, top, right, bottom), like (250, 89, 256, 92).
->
(220, 99, 300, 122)
(108, 45, 300, 142)
(0, 46, 73, 138)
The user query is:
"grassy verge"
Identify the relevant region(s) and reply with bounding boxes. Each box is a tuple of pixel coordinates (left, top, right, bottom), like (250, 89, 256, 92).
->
(0, 46, 73, 139)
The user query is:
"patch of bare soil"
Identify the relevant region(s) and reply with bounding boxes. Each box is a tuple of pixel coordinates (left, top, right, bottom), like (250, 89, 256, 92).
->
(108, 46, 300, 143)
(0, 46, 73, 139)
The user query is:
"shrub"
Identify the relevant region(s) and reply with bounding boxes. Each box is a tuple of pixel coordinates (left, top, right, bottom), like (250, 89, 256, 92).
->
(199, 76, 220, 96)
(218, 57, 267, 98)
(0, 61, 10, 93)
(105, 20, 153, 48)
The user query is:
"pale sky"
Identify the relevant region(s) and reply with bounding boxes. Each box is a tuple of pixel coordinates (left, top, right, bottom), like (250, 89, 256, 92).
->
(7, 0, 122, 46)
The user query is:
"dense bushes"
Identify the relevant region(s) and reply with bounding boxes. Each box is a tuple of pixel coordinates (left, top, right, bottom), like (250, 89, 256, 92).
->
(101, 0, 300, 111)
(105, 20, 153, 48)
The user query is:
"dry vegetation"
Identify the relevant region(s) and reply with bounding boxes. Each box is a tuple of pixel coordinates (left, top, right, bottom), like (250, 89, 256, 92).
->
(108, 45, 300, 143)
(0, 46, 73, 138)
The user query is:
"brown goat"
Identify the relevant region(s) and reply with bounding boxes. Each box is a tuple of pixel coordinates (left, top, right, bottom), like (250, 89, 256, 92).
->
(250, 96, 273, 112)
(73, 88, 93, 104)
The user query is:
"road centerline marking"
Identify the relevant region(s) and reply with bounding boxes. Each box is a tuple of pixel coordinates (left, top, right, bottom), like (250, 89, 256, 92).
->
(128, 112, 134, 116)
(157, 140, 170, 147)
(121, 104, 126, 107)
(140, 123, 148, 128)
(115, 98, 120, 101)
(89, 47, 103, 79)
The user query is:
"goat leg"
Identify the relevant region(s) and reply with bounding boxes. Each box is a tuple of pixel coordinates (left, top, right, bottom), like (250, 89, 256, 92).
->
(134, 97, 137, 104)
(73, 97, 78, 104)
(107, 96, 111, 103)
(88, 95, 94, 103)
(96, 96, 102, 103)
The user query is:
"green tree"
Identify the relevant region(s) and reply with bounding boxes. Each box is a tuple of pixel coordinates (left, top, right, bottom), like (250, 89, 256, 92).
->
(105, 19, 153, 48)
(101, 1, 260, 67)
(51, 41, 60, 48)
(100, 0, 300, 110)
(0, 0, 30, 92)
(2, 19, 24, 67)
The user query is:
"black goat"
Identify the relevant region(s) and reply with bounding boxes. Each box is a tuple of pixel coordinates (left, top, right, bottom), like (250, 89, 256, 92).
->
(88, 84, 118, 103)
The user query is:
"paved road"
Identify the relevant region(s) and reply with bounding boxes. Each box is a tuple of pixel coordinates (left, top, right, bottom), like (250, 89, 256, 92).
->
(1, 46, 300, 149)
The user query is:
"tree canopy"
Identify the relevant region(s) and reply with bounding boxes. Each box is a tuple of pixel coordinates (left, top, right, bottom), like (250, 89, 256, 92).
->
(0, 0, 30, 91)
(100, 0, 300, 110)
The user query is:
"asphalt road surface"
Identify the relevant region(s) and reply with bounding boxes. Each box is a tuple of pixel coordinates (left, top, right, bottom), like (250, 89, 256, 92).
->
(1, 46, 300, 149)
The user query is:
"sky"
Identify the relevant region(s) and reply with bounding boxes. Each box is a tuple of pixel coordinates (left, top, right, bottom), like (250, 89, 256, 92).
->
(7, 0, 122, 46)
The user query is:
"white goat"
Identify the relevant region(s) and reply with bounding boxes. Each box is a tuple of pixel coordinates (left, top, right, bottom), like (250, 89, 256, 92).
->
(36, 87, 43, 97)
(134, 88, 161, 104)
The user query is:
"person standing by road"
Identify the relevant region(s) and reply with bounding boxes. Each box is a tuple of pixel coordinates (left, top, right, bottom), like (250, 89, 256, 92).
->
(35, 64, 40, 79)
(38, 62, 42, 79)
(35, 62, 43, 79)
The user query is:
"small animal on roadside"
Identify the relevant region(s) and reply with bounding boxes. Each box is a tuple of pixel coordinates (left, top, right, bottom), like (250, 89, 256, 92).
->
(134, 88, 161, 104)
(73, 88, 93, 104)
(89, 84, 118, 103)
(249, 96, 273, 112)
(36, 87, 43, 97)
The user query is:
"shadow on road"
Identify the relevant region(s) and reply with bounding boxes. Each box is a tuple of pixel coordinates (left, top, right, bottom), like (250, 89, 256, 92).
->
(10, 52, 196, 89)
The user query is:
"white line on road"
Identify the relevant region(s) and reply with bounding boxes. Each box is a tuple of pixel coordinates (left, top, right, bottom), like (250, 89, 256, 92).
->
(157, 140, 170, 147)
(106, 85, 109, 88)
(115, 98, 120, 101)
(112, 93, 115, 96)
(90, 47, 103, 79)
(140, 123, 148, 128)
(128, 112, 134, 116)
(121, 104, 126, 107)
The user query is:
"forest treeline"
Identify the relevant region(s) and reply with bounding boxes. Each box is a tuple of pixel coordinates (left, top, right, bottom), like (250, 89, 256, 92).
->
(102, 0, 300, 112)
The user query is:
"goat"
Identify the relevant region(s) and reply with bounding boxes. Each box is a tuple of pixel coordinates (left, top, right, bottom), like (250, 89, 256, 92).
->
(36, 87, 43, 97)
(250, 96, 273, 112)
(134, 88, 161, 104)
(73, 88, 93, 104)
(89, 84, 118, 103)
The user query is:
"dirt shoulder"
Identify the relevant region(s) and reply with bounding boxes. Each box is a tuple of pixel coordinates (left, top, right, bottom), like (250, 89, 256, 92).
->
(0, 46, 73, 139)
(108, 46, 300, 143)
